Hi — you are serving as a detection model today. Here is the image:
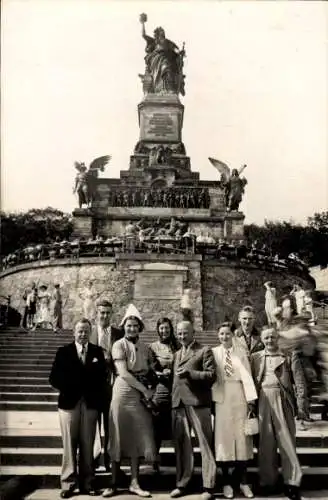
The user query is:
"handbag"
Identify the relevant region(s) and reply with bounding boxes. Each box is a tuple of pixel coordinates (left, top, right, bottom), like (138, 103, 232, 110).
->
(244, 411, 259, 436)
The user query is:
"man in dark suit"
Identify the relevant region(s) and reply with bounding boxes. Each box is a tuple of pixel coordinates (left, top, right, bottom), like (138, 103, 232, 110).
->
(90, 299, 123, 471)
(49, 318, 107, 498)
(234, 305, 264, 354)
(170, 320, 216, 500)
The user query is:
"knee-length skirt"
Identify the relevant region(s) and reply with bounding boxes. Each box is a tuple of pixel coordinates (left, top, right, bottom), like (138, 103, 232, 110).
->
(109, 376, 156, 462)
(214, 380, 253, 462)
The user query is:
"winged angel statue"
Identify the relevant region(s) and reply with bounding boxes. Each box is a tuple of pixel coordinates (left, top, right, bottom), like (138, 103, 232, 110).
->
(208, 157, 248, 211)
(73, 155, 111, 208)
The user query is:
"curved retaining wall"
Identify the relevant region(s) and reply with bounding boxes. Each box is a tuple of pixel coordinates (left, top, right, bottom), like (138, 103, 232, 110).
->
(0, 254, 314, 338)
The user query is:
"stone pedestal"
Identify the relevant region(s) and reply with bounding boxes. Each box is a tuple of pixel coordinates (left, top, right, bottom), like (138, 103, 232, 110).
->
(72, 209, 94, 238)
(138, 94, 184, 143)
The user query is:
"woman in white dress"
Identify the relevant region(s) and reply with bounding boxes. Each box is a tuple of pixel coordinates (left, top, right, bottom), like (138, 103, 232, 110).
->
(34, 285, 52, 329)
(212, 322, 257, 499)
(264, 281, 277, 325)
(79, 281, 99, 323)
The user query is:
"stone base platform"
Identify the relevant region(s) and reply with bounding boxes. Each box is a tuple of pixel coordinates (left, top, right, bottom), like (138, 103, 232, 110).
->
(0, 253, 314, 332)
(72, 208, 245, 241)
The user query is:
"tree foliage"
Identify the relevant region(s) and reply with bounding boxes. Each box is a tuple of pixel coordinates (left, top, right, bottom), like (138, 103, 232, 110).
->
(245, 212, 328, 267)
(1, 207, 73, 256)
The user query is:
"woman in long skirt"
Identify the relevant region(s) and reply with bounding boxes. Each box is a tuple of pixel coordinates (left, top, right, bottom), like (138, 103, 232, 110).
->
(103, 305, 157, 498)
(264, 281, 277, 325)
(212, 322, 257, 499)
(52, 284, 63, 332)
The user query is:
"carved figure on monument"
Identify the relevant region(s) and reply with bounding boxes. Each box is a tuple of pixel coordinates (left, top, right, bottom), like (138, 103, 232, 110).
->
(173, 142, 186, 155)
(73, 155, 111, 208)
(208, 157, 247, 211)
(134, 141, 149, 155)
(139, 13, 186, 95)
(149, 147, 158, 166)
(163, 147, 173, 164)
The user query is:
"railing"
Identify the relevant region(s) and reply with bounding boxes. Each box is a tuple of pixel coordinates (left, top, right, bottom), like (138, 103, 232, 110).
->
(1, 238, 311, 280)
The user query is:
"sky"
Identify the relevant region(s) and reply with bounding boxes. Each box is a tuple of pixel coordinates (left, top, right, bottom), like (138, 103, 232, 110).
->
(1, 0, 327, 225)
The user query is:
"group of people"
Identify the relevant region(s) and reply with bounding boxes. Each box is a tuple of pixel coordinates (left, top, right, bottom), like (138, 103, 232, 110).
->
(264, 282, 316, 327)
(22, 282, 63, 332)
(107, 187, 210, 210)
(49, 300, 318, 500)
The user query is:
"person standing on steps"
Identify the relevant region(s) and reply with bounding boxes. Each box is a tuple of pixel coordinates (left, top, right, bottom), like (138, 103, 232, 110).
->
(90, 299, 123, 472)
(49, 318, 107, 498)
(170, 320, 216, 500)
(52, 284, 63, 333)
(103, 304, 157, 498)
(234, 306, 264, 355)
(251, 327, 306, 500)
(212, 322, 257, 499)
(149, 317, 180, 473)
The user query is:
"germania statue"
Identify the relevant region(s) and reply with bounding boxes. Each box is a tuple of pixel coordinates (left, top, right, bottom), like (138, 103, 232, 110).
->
(139, 13, 186, 96)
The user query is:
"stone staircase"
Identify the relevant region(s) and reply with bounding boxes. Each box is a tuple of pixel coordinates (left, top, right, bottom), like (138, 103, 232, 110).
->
(1, 326, 328, 492)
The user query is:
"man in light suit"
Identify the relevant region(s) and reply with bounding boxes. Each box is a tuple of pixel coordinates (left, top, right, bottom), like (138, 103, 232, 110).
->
(234, 306, 264, 354)
(49, 318, 107, 498)
(251, 327, 306, 500)
(90, 299, 123, 471)
(170, 320, 216, 500)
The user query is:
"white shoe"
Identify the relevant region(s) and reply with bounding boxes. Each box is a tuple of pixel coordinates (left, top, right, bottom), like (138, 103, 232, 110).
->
(240, 484, 254, 498)
(129, 486, 151, 497)
(223, 485, 234, 499)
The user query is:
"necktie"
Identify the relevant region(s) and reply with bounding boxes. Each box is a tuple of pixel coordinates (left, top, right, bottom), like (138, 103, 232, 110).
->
(80, 345, 86, 364)
(224, 349, 233, 377)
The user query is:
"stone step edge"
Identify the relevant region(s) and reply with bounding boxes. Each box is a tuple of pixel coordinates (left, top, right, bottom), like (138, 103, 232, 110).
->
(1, 465, 328, 476)
(1, 446, 327, 455)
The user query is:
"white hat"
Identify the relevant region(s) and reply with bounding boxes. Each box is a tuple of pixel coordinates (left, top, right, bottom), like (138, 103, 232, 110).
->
(120, 303, 144, 329)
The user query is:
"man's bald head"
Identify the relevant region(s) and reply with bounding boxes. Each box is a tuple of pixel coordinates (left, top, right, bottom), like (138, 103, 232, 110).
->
(177, 320, 194, 347)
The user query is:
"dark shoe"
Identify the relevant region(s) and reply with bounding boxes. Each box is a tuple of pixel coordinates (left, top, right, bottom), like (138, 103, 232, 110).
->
(80, 488, 100, 496)
(257, 485, 278, 496)
(322, 412, 328, 421)
(284, 485, 303, 500)
(60, 491, 74, 499)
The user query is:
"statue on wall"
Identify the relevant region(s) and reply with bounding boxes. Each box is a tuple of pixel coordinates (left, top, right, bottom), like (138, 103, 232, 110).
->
(139, 13, 186, 96)
(73, 155, 111, 208)
(208, 157, 247, 211)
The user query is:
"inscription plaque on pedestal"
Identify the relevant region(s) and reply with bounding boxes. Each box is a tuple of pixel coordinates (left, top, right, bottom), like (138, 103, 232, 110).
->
(140, 108, 181, 142)
(134, 271, 183, 299)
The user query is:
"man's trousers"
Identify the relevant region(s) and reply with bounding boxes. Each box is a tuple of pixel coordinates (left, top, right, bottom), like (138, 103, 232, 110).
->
(172, 405, 216, 490)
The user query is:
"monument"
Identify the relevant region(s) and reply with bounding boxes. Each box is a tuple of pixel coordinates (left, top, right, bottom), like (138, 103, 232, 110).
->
(72, 14, 246, 243)
(0, 15, 314, 334)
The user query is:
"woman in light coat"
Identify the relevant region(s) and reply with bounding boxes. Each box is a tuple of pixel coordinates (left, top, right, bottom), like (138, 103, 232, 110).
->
(212, 322, 258, 499)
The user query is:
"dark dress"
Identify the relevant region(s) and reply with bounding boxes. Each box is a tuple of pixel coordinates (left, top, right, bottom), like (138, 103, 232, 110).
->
(149, 340, 176, 454)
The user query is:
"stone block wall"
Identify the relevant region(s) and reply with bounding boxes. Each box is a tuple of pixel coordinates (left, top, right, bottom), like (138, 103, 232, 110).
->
(201, 261, 313, 330)
(0, 255, 203, 341)
(0, 256, 314, 342)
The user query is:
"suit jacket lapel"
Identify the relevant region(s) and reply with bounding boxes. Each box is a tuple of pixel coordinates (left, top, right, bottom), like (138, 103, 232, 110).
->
(178, 342, 197, 366)
(257, 351, 266, 384)
(85, 343, 94, 365)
